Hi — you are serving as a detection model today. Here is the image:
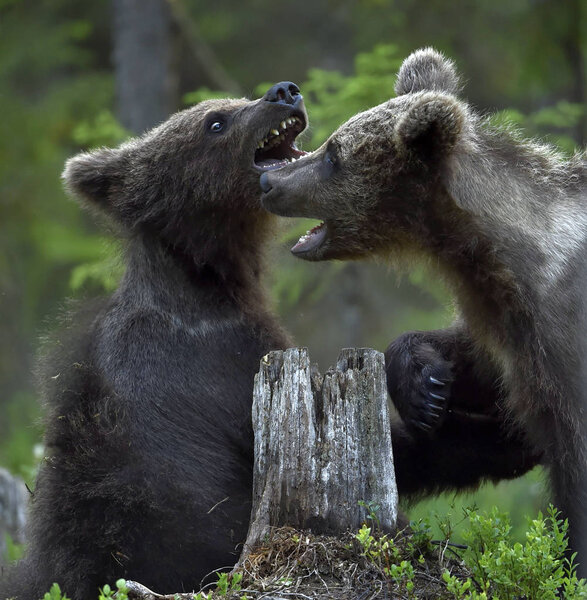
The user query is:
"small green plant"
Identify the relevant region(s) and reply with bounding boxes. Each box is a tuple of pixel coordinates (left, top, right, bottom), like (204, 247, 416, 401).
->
(387, 559, 415, 598)
(443, 505, 587, 599)
(358, 499, 382, 530)
(406, 516, 434, 557)
(214, 572, 243, 596)
(443, 570, 489, 600)
(98, 579, 128, 600)
(355, 523, 418, 597)
(43, 583, 70, 600)
(355, 525, 404, 581)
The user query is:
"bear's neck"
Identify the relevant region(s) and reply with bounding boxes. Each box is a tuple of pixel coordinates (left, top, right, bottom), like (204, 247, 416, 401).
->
(119, 220, 273, 319)
(416, 184, 538, 356)
(412, 178, 586, 388)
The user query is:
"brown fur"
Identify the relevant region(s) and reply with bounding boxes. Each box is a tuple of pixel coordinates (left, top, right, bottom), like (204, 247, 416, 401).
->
(261, 48, 587, 576)
(0, 87, 308, 599)
(0, 80, 538, 600)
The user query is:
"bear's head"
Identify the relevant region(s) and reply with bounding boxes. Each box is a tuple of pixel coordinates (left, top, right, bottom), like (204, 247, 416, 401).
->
(63, 82, 308, 262)
(260, 49, 473, 261)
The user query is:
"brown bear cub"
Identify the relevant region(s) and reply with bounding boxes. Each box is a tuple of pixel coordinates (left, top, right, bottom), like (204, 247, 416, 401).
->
(0, 81, 537, 600)
(261, 49, 587, 575)
(0, 83, 306, 600)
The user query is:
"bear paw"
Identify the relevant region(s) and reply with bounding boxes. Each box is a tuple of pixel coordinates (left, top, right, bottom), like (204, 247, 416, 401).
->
(384, 335, 453, 436)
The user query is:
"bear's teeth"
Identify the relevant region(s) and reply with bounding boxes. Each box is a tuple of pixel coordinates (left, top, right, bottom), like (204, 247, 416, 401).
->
(271, 129, 279, 136)
(280, 121, 287, 130)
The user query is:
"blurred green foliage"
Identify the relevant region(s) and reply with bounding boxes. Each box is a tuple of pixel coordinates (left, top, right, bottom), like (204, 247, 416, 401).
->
(0, 0, 118, 483)
(0, 0, 585, 553)
(283, 44, 402, 146)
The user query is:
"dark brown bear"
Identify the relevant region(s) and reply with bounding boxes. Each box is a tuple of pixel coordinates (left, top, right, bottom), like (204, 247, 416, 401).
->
(1, 83, 305, 600)
(0, 81, 537, 600)
(260, 49, 587, 576)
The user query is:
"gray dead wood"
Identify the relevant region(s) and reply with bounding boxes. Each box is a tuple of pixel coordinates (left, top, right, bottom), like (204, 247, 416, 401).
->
(240, 347, 398, 561)
(0, 467, 28, 563)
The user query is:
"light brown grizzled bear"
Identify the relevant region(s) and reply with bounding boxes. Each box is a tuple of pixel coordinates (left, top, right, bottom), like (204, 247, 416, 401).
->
(260, 48, 587, 577)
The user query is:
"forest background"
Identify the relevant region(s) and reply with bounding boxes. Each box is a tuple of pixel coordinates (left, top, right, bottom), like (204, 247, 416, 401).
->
(0, 0, 585, 555)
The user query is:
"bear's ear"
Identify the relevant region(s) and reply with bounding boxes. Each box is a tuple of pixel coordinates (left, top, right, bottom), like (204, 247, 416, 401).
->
(62, 148, 126, 206)
(395, 48, 460, 96)
(393, 95, 466, 159)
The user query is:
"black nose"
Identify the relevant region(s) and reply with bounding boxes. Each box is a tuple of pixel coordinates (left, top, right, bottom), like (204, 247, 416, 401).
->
(263, 81, 301, 105)
(260, 172, 272, 193)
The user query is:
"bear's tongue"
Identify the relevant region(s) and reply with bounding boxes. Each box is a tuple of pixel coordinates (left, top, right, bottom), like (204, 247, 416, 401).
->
(256, 157, 290, 170)
(292, 222, 326, 255)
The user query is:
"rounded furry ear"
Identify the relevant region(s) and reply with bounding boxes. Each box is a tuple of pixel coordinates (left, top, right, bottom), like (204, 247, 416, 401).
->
(62, 148, 125, 206)
(393, 95, 465, 157)
(395, 48, 460, 96)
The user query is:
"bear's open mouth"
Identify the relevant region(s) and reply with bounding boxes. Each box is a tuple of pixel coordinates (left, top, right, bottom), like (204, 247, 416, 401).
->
(291, 221, 327, 255)
(254, 116, 309, 171)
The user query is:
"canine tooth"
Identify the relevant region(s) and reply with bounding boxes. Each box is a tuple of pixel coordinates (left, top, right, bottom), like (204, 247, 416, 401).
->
(281, 121, 287, 130)
(271, 129, 279, 136)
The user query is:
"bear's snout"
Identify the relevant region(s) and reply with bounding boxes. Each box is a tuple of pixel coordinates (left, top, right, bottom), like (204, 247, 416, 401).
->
(263, 81, 302, 107)
(260, 172, 272, 193)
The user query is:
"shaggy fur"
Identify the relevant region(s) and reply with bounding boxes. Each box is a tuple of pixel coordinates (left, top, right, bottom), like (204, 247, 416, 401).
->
(0, 88, 303, 599)
(261, 48, 587, 576)
(0, 79, 541, 600)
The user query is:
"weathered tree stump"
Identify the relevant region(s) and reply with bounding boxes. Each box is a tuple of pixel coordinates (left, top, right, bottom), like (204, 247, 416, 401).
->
(0, 467, 28, 563)
(240, 347, 398, 560)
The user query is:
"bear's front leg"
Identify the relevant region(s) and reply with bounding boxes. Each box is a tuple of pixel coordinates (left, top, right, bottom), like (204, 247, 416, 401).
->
(385, 331, 454, 435)
(384, 323, 502, 436)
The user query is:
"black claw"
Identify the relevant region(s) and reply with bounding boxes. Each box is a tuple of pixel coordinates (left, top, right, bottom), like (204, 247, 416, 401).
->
(429, 376, 446, 386)
(429, 392, 445, 401)
(429, 401, 444, 410)
(418, 420, 432, 431)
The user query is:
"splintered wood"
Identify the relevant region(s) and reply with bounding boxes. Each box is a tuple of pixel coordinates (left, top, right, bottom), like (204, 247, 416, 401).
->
(242, 347, 397, 558)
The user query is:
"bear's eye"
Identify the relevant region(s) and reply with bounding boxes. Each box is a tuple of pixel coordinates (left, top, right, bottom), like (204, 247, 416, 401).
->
(319, 147, 339, 180)
(205, 112, 231, 136)
(325, 151, 337, 167)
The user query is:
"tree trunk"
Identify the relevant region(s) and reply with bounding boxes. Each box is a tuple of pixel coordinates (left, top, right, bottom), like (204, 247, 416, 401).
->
(112, 0, 179, 134)
(240, 347, 398, 560)
(0, 468, 28, 564)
